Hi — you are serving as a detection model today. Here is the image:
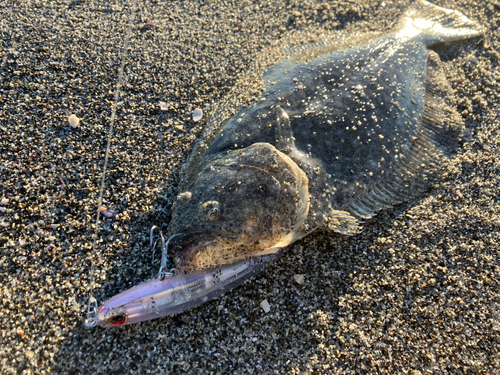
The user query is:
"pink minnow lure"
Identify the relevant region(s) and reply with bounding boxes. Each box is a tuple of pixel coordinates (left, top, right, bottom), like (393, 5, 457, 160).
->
(96, 256, 274, 327)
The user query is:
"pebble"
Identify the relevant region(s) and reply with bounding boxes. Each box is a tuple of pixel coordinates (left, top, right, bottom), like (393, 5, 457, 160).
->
(260, 299, 271, 313)
(143, 23, 156, 30)
(159, 101, 168, 111)
(293, 274, 305, 284)
(68, 114, 80, 128)
(192, 108, 203, 122)
(100, 207, 117, 218)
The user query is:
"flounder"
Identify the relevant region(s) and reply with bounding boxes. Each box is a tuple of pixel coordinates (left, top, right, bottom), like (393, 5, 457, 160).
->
(168, 0, 481, 271)
(96, 0, 482, 326)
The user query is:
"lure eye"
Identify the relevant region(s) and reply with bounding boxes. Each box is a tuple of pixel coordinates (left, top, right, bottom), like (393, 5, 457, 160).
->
(208, 207, 220, 221)
(110, 315, 126, 326)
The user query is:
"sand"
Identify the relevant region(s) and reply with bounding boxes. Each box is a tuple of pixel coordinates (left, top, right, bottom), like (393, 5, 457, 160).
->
(0, 0, 499, 374)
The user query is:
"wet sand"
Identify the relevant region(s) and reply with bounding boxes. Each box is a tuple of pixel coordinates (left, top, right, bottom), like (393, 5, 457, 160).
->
(0, 0, 499, 373)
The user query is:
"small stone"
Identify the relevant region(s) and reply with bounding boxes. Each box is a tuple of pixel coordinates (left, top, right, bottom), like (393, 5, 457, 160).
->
(159, 101, 168, 111)
(0, 198, 8, 206)
(260, 299, 270, 313)
(293, 274, 305, 285)
(193, 108, 203, 122)
(68, 114, 80, 128)
(461, 128, 474, 141)
(100, 207, 117, 218)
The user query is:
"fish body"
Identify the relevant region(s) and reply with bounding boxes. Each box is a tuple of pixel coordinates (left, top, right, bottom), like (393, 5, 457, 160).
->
(96, 0, 481, 327)
(168, 0, 481, 270)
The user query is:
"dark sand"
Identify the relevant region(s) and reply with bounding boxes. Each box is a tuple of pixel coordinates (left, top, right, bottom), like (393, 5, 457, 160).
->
(0, 0, 499, 373)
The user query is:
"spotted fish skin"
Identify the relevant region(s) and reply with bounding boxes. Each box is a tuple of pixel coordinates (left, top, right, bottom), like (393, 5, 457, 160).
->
(169, 0, 482, 270)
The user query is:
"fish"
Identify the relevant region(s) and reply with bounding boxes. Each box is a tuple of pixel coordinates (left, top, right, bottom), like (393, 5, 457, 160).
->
(96, 0, 481, 327)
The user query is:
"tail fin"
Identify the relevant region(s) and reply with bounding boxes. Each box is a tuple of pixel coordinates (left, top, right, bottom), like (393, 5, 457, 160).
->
(399, 0, 482, 45)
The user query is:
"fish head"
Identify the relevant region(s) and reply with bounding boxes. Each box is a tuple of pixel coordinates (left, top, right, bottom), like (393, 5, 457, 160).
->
(168, 143, 310, 271)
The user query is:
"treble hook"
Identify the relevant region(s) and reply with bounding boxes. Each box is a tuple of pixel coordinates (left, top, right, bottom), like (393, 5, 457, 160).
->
(150, 225, 165, 266)
(150, 226, 178, 279)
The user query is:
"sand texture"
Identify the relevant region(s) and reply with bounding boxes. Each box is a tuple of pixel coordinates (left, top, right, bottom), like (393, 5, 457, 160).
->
(0, 0, 499, 374)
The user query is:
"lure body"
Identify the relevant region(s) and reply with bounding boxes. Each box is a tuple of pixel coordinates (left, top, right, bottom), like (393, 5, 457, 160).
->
(97, 256, 273, 327)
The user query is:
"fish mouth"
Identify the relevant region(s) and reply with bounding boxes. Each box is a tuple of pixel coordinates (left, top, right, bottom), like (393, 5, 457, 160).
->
(166, 230, 244, 271)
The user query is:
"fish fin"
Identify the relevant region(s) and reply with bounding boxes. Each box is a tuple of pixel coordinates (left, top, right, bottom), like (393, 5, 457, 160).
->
(324, 208, 360, 235)
(345, 50, 461, 220)
(401, 0, 482, 44)
(421, 50, 465, 154)
(269, 30, 382, 68)
(273, 106, 296, 153)
(281, 39, 331, 58)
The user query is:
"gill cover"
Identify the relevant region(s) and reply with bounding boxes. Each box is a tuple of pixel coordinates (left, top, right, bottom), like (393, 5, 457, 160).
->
(169, 143, 309, 271)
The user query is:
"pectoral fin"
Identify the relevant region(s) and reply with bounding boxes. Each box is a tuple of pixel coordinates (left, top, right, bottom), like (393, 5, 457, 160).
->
(324, 207, 360, 235)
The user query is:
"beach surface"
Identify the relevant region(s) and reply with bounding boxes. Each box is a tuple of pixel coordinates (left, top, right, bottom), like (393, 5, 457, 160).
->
(0, 0, 499, 373)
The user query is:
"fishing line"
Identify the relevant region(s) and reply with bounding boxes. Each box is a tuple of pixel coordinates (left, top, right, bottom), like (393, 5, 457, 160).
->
(85, 0, 138, 328)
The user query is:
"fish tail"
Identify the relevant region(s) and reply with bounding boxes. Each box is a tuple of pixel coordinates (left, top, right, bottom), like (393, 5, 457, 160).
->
(400, 0, 482, 44)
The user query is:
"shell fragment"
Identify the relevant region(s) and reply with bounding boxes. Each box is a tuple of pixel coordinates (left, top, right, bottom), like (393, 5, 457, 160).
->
(260, 299, 271, 313)
(68, 114, 80, 128)
(193, 108, 203, 122)
(293, 274, 305, 285)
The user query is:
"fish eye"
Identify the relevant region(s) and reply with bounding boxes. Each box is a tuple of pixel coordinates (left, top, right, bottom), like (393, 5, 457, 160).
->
(201, 201, 220, 221)
(110, 315, 126, 326)
(208, 207, 220, 221)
